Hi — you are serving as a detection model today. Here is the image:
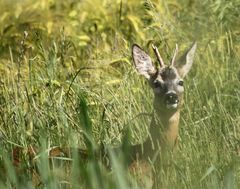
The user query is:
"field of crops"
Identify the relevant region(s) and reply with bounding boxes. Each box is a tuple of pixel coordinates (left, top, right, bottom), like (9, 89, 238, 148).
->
(0, 0, 239, 188)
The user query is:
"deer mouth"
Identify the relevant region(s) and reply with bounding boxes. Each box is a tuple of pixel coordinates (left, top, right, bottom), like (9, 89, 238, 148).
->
(166, 99, 179, 109)
(165, 93, 179, 109)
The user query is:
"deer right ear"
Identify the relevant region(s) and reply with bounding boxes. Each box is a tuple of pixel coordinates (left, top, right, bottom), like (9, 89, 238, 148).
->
(175, 42, 197, 78)
(132, 44, 156, 80)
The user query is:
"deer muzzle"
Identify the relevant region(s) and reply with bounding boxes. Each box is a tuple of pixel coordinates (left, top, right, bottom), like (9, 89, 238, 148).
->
(165, 92, 179, 109)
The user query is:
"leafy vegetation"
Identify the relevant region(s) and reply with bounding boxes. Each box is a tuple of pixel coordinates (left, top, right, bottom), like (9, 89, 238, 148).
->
(0, 0, 239, 188)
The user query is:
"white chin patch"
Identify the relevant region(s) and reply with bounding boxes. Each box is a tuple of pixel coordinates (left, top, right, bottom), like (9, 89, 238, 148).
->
(166, 103, 178, 109)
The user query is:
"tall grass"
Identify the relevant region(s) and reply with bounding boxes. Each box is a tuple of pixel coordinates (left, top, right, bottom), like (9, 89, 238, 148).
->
(0, 0, 239, 188)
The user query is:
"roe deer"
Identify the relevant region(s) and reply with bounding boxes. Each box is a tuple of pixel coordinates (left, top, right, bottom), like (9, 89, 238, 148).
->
(128, 42, 197, 188)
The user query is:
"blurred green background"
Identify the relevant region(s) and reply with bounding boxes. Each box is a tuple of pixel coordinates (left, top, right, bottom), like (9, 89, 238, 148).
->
(0, 0, 239, 188)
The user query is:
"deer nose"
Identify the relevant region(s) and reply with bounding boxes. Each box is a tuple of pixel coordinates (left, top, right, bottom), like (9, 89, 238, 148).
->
(165, 92, 179, 104)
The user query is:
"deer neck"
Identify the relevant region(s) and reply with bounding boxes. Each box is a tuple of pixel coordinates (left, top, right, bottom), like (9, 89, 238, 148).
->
(130, 102, 181, 161)
(130, 108, 180, 161)
(149, 107, 180, 149)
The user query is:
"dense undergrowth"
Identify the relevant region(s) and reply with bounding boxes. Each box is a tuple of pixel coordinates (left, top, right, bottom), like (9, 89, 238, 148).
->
(0, 0, 239, 188)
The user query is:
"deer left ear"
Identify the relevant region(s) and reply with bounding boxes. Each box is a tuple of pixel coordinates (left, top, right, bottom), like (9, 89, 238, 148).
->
(132, 44, 156, 80)
(175, 42, 197, 78)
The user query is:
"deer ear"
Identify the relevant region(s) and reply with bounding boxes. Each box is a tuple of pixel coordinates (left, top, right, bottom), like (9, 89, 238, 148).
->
(132, 44, 156, 80)
(175, 42, 197, 78)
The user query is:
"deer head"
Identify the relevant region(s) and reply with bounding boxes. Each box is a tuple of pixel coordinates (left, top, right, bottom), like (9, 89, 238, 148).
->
(132, 43, 197, 113)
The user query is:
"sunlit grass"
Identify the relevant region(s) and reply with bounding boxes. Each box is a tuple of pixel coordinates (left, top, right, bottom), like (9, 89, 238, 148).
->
(0, 0, 239, 188)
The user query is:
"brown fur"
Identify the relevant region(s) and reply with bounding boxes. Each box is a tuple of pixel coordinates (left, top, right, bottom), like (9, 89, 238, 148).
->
(130, 43, 197, 188)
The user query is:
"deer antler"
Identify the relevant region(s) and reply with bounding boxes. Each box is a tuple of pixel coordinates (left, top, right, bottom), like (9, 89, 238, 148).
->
(171, 44, 178, 66)
(152, 44, 165, 67)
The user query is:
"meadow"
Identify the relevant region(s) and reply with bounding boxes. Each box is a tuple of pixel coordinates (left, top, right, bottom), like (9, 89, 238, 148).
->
(0, 0, 239, 188)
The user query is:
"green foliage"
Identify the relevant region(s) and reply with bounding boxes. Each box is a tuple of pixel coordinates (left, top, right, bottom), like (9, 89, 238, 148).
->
(0, 0, 240, 188)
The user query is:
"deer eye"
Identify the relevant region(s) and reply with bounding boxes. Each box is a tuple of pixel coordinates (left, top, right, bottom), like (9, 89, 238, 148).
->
(153, 80, 163, 88)
(178, 80, 184, 86)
